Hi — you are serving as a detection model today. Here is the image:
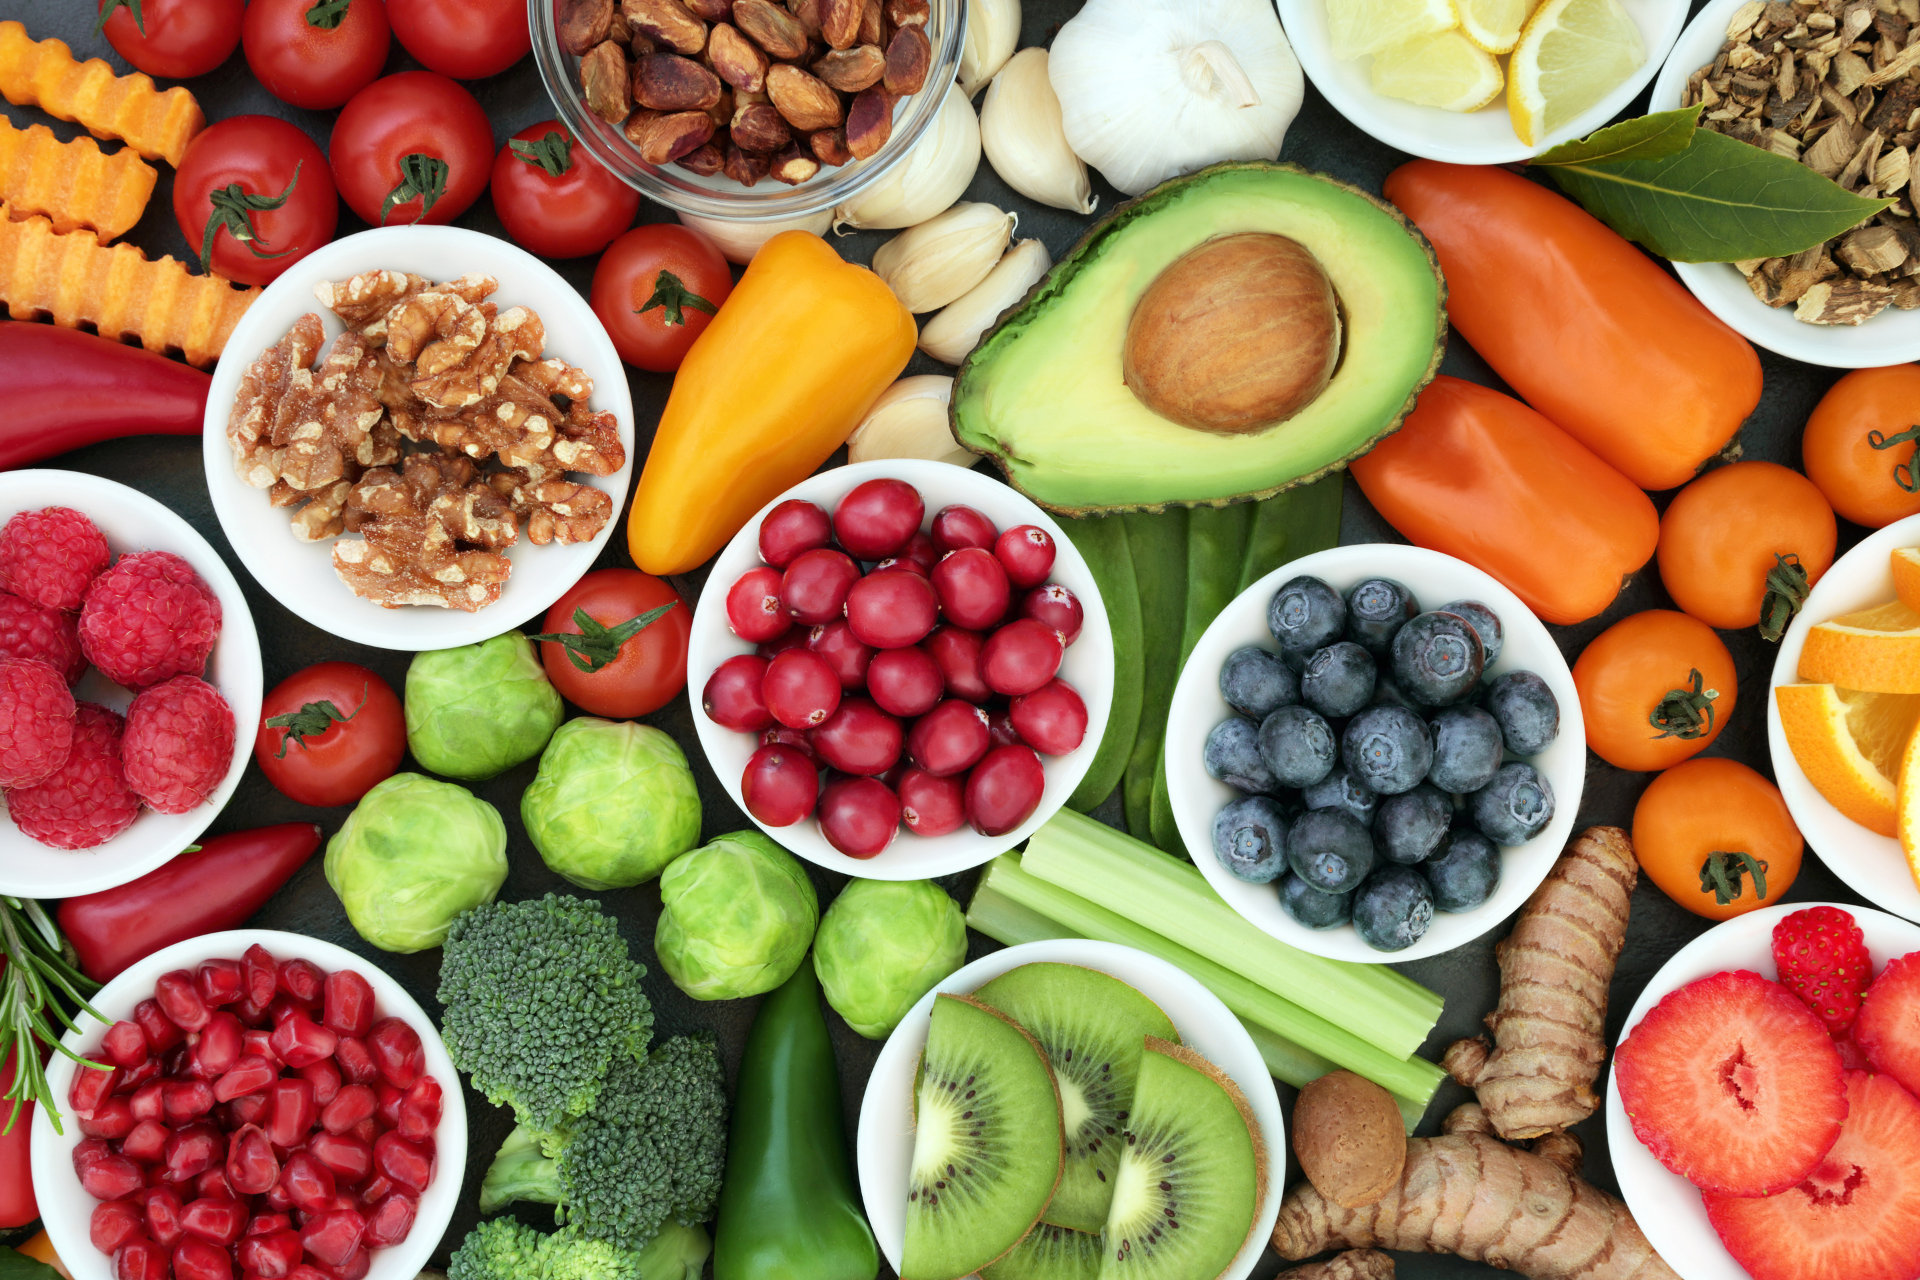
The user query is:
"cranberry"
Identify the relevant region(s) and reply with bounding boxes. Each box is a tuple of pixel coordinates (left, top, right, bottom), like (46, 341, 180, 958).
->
(702, 654, 772, 731)
(924, 627, 990, 702)
(725, 566, 791, 643)
(321, 970, 376, 1039)
(79, 1094, 135, 1139)
(163, 1079, 215, 1125)
(932, 547, 1010, 630)
(931, 505, 998, 554)
(818, 775, 901, 858)
(807, 620, 873, 691)
(898, 768, 966, 836)
(93, 1198, 146, 1253)
(758, 723, 819, 764)
(833, 478, 924, 559)
(845, 571, 939, 649)
(1010, 679, 1089, 755)
(266, 1078, 316, 1149)
(300, 1209, 368, 1268)
(965, 745, 1047, 837)
(227, 1123, 280, 1195)
(322, 1084, 378, 1135)
(113, 1235, 169, 1280)
(742, 744, 820, 827)
(987, 706, 1023, 748)
(162, 1123, 225, 1183)
(197, 958, 245, 1007)
(269, 1014, 338, 1070)
(909, 699, 993, 777)
(309, 1132, 373, 1183)
(123, 1118, 170, 1164)
(810, 697, 903, 776)
(238, 1228, 305, 1279)
(756, 628, 810, 659)
(362, 1191, 417, 1248)
(758, 498, 833, 568)
(1021, 584, 1084, 645)
(994, 525, 1056, 589)
(367, 1018, 425, 1088)
(300, 1057, 342, 1106)
(243, 944, 279, 1009)
(865, 646, 944, 718)
(981, 619, 1064, 696)
(133, 998, 185, 1054)
(763, 648, 842, 728)
(196, 1011, 244, 1077)
(129, 1080, 165, 1122)
(397, 1076, 441, 1142)
(281, 1151, 337, 1213)
(276, 958, 325, 1005)
(876, 530, 937, 576)
(103, 1020, 150, 1069)
(181, 1195, 248, 1246)
(155, 970, 210, 1031)
(374, 1131, 433, 1191)
(114, 1055, 161, 1094)
(781, 548, 861, 624)
(333, 1037, 379, 1087)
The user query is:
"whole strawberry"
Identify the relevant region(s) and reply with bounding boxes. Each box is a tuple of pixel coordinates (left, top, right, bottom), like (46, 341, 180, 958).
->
(0, 507, 110, 611)
(1773, 905, 1874, 1034)
(79, 550, 221, 689)
(8, 702, 140, 849)
(0, 590, 85, 683)
(0, 658, 74, 788)
(122, 675, 234, 814)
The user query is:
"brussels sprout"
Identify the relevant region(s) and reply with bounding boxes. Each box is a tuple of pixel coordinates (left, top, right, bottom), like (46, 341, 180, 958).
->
(522, 718, 702, 890)
(812, 880, 966, 1038)
(324, 772, 508, 953)
(405, 632, 563, 780)
(655, 832, 819, 1000)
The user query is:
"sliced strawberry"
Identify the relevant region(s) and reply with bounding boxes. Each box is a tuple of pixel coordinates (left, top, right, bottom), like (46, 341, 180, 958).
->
(1856, 952, 1920, 1098)
(1615, 969, 1847, 1196)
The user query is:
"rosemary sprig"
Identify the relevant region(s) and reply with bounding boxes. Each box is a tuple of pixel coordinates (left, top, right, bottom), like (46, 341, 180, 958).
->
(1, 895, 107, 1136)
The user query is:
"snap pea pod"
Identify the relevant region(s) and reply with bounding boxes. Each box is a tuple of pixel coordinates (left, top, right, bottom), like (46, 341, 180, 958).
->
(1238, 474, 1344, 593)
(1120, 510, 1189, 844)
(1059, 513, 1142, 812)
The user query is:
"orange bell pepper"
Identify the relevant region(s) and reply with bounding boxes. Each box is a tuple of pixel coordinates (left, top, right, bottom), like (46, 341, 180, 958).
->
(627, 230, 917, 576)
(1384, 161, 1762, 492)
(1351, 376, 1659, 625)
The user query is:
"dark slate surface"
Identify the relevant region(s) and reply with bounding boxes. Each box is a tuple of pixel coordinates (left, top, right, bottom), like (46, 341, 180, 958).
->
(0, 0, 1878, 1275)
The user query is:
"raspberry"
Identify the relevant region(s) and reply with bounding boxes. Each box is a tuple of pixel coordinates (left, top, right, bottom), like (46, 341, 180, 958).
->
(0, 591, 84, 683)
(122, 675, 234, 815)
(8, 702, 140, 849)
(1773, 904, 1874, 1034)
(0, 659, 74, 787)
(79, 551, 221, 689)
(0, 507, 110, 611)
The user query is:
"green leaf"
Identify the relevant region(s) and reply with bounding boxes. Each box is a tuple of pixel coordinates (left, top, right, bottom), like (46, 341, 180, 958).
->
(1542, 127, 1893, 262)
(1533, 105, 1703, 166)
(0, 1250, 62, 1280)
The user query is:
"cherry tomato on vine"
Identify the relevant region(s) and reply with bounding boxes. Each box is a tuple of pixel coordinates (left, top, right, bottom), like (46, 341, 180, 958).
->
(97, 0, 242, 79)
(388, 0, 530, 80)
(590, 224, 733, 372)
(173, 117, 336, 288)
(532, 570, 691, 718)
(254, 661, 405, 808)
(491, 122, 641, 260)
(1632, 757, 1803, 921)
(1571, 609, 1738, 773)
(242, 0, 390, 110)
(1657, 461, 1837, 639)
(1803, 364, 1920, 528)
(330, 72, 494, 228)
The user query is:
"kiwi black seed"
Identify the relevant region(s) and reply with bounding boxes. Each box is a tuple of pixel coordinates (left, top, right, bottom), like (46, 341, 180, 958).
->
(981, 1221, 1103, 1280)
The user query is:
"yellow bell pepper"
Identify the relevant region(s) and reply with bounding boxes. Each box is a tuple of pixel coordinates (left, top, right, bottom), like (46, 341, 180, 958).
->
(627, 230, 917, 576)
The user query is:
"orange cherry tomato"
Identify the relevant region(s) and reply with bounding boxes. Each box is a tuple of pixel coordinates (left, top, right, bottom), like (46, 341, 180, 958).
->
(1571, 610, 1738, 772)
(1657, 461, 1836, 637)
(1632, 757, 1803, 920)
(1802, 364, 1920, 528)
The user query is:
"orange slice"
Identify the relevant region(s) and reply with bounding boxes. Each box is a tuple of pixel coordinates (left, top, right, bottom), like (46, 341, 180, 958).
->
(1776, 682, 1920, 836)
(1798, 600, 1920, 693)
(1898, 717, 1920, 889)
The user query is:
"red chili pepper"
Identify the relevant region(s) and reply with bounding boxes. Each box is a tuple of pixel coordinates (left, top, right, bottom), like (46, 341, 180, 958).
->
(58, 823, 323, 983)
(0, 1042, 36, 1228)
(0, 322, 209, 471)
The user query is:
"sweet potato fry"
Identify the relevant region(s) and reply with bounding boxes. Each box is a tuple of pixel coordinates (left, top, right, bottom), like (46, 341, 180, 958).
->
(0, 21, 202, 166)
(0, 116, 155, 241)
(0, 202, 255, 368)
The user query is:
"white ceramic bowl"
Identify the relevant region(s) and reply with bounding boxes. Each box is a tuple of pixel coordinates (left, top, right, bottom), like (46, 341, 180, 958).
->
(855, 939, 1284, 1280)
(1166, 544, 1586, 963)
(1279, 0, 1685, 163)
(687, 459, 1114, 880)
(201, 226, 636, 651)
(1650, 0, 1920, 367)
(1605, 902, 1920, 1280)
(31, 929, 467, 1280)
(1768, 513, 1920, 921)
(0, 471, 262, 899)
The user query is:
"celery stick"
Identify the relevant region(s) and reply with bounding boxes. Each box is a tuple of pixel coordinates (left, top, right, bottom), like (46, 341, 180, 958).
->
(964, 880, 1086, 948)
(1023, 810, 1442, 1059)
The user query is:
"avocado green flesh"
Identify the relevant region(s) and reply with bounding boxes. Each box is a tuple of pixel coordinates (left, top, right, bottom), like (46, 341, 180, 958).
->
(952, 162, 1444, 514)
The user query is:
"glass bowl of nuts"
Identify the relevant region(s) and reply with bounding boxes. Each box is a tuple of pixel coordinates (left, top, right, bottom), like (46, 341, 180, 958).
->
(532, 0, 964, 220)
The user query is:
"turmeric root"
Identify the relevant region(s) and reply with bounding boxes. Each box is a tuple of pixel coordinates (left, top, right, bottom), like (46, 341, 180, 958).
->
(1272, 1104, 1678, 1280)
(1282, 1251, 1394, 1279)
(1443, 825, 1636, 1139)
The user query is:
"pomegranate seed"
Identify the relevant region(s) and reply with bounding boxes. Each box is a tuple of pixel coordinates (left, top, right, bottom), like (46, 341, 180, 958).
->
(269, 1014, 338, 1070)
(262, 1175, 293, 1212)
(278, 959, 325, 1004)
(1010, 679, 1088, 755)
(163, 1122, 225, 1183)
(757, 723, 819, 764)
(702, 654, 772, 731)
(93, 1198, 145, 1252)
(994, 525, 1055, 589)
(742, 744, 821, 827)
(266, 995, 307, 1026)
(810, 697, 903, 776)
(310, 1131, 374, 1182)
(123, 1117, 169, 1164)
(113, 1235, 168, 1280)
(399, 1076, 441, 1140)
(242, 1028, 277, 1062)
(763, 648, 842, 728)
(932, 548, 1010, 630)
(334, 1036, 379, 1086)
(376, 1083, 405, 1128)
(358, 1173, 395, 1205)
(898, 768, 966, 836)
(193, 1166, 236, 1201)
(133, 999, 185, 1054)
(846, 570, 939, 650)
(242, 944, 279, 1008)
(326, 1247, 372, 1280)
(246, 1212, 293, 1237)
(266, 1078, 316, 1149)
(931, 505, 997, 554)
(366, 1018, 424, 1088)
(102, 1020, 150, 1069)
(228, 1092, 270, 1127)
(908, 699, 993, 777)
(965, 745, 1047, 837)
(73, 1137, 113, 1173)
(833, 478, 924, 560)
(239, 1228, 305, 1279)
(196, 1011, 244, 1077)
(322, 1085, 377, 1135)
(162, 1079, 215, 1125)
(197, 958, 245, 1007)
(374, 1132, 432, 1192)
(321, 971, 375, 1039)
(78, 1095, 135, 1139)
(300, 1056, 342, 1106)
(113, 1055, 160, 1095)
(181, 1194, 248, 1246)
(362, 1192, 417, 1248)
(155, 970, 210, 1032)
(282, 1151, 337, 1213)
(70, 1060, 118, 1113)
(227, 1122, 280, 1195)
(231, 990, 272, 1028)
(818, 775, 901, 858)
(726, 566, 792, 644)
(140, 1185, 186, 1246)
(866, 646, 945, 718)
(807, 620, 873, 691)
(924, 627, 990, 702)
(781, 548, 861, 624)
(1021, 584, 1084, 646)
(981, 619, 1064, 697)
(758, 499, 833, 568)
(129, 1080, 165, 1122)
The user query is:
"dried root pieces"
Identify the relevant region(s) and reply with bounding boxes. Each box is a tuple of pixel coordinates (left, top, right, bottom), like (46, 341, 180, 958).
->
(1280, 1252, 1394, 1280)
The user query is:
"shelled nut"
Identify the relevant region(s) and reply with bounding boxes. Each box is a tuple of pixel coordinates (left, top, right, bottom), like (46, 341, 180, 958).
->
(770, 142, 822, 184)
(634, 52, 724, 110)
(884, 0, 927, 29)
(731, 100, 794, 151)
(608, 9, 635, 42)
(725, 143, 771, 185)
(623, 0, 709, 54)
(677, 140, 727, 174)
(822, 0, 862, 49)
(733, 0, 810, 58)
(707, 85, 735, 128)
(789, 0, 825, 38)
(580, 40, 633, 121)
(814, 43, 884, 90)
(846, 84, 892, 157)
(624, 108, 717, 163)
(709, 21, 771, 91)
(559, 0, 615, 56)
(859, 0, 883, 47)
(684, 0, 732, 18)
(767, 63, 844, 129)
(884, 25, 929, 95)
(810, 125, 853, 164)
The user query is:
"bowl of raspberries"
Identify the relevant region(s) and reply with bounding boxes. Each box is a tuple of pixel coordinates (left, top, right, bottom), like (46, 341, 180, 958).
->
(0, 471, 262, 898)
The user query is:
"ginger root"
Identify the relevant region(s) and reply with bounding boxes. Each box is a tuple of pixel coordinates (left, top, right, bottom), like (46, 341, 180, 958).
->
(1282, 1250, 1394, 1279)
(1444, 825, 1637, 1140)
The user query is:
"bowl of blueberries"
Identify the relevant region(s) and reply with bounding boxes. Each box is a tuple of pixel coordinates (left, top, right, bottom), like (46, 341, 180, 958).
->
(1165, 544, 1585, 962)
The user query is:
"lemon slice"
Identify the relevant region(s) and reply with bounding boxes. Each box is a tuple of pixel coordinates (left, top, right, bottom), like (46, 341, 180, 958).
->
(1777, 683, 1920, 836)
(1506, 0, 1645, 146)
(1894, 547, 1920, 612)
(1327, 0, 1457, 61)
(1370, 29, 1505, 110)
(1452, 0, 1534, 54)
(1800, 600, 1920, 693)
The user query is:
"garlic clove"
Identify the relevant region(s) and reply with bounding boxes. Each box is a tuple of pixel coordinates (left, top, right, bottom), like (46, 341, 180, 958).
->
(918, 237, 1050, 365)
(980, 48, 1097, 215)
(959, 0, 1021, 97)
(833, 81, 982, 232)
(679, 208, 834, 264)
(871, 201, 1017, 314)
(847, 374, 973, 465)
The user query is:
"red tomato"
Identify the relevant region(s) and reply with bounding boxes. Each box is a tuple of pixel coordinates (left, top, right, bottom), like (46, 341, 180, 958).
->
(173, 117, 337, 288)
(534, 570, 691, 718)
(330, 72, 494, 227)
(242, 0, 390, 110)
(590, 224, 734, 372)
(388, 0, 529, 79)
(97, 0, 242, 79)
(255, 662, 406, 808)
(0, 1043, 34, 1229)
(491, 122, 641, 259)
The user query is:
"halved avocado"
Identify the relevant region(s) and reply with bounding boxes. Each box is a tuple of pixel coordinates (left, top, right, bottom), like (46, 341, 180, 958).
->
(951, 161, 1446, 514)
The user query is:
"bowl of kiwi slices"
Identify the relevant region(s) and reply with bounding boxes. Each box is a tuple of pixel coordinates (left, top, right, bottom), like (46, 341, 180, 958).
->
(854, 938, 1283, 1280)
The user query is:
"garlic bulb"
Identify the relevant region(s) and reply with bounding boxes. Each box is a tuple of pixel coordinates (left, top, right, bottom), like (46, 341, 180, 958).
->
(847, 376, 972, 466)
(959, 0, 1021, 97)
(678, 208, 834, 265)
(980, 49, 1096, 215)
(872, 202, 1016, 314)
(1049, 0, 1304, 197)
(833, 82, 982, 232)
(919, 238, 1050, 366)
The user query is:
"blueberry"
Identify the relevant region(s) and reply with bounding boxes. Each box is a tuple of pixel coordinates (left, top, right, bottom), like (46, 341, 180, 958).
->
(1427, 705, 1505, 794)
(1279, 873, 1353, 930)
(1345, 577, 1418, 657)
(1437, 599, 1504, 667)
(1369, 672, 1429, 716)
(1219, 646, 1297, 720)
(1423, 828, 1501, 912)
(1391, 611, 1485, 706)
(1301, 642, 1377, 719)
(1286, 807, 1376, 894)
(1351, 866, 1435, 952)
(1471, 762, 1555, 845)
(1257, 705, 1338, 789)
(1269, 576, 1346, 667)
(1303, 765, 1381, 827)
(1205, 717, 1278, 794)
(1373, 785, 1451, 865)
(1485, 670, 1560, 755)
(1341, 705, 1433, 795)
(1212, 796, 1290, 883)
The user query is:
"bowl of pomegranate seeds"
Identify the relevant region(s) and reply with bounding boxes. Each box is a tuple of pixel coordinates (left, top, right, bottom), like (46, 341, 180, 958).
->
(31, 929, 465, 1280)
(689, 459, 1115, 878)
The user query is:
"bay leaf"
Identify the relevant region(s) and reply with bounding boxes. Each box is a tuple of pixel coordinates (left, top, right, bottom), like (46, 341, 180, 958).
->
(1533, 105, 1701, 166)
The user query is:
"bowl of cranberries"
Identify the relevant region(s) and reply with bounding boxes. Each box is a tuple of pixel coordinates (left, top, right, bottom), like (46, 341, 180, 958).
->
(31, 930, 465, 1280)
(690, 459, 1114, 877)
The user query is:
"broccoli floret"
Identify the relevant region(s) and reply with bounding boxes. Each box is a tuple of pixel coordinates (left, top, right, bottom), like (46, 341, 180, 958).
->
(448, 1217, 547, 1280)
(438, 894, 654, 1133)
(449, 1220, 710, 1280)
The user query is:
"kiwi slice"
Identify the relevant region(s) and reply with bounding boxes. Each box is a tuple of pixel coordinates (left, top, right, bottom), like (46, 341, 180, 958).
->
(983, 1223, 1103, 1280)
(972, 962, 1179, 1235)
(903, 993, 1065, 1280)
(1099, 1037, 1267, 1280)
